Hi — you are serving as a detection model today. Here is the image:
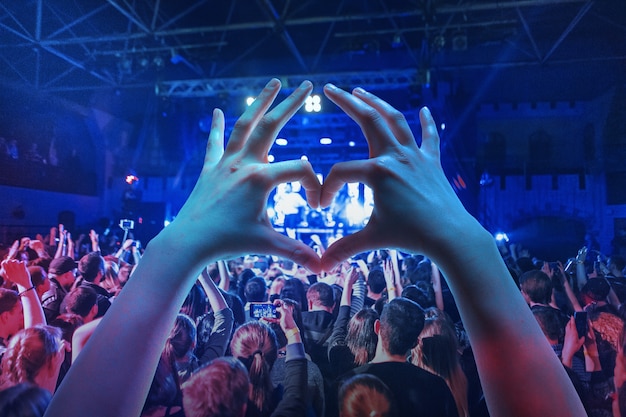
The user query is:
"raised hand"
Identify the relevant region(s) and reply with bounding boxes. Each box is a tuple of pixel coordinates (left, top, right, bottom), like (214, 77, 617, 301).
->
(163, 79, 322, 273)
(1, 259, 33, 289)
(320, 85, 478, 270)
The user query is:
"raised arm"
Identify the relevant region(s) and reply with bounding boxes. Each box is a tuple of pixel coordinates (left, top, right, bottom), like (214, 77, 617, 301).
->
(319, 85, 586, 417)
(1, 259, 46, 327)
(45, 79, 322, 417)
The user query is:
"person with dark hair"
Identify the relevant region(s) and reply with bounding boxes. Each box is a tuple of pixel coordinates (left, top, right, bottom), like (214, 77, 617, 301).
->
(582, 278, 619, 316)
(331, 298, 457, 417)
(41, 256, 76, 322)
(280, 277, 308, 312)
(27, 266, 50, 301)
(520, 270, 570, 341)
(61, 252, 111, 318)
(339, 374, 396, 417)
(411, 308, 470, 417)
(244, 276, 269, 322)
(302, 281, 336, 385)
(329, 267, 377, 379)
(46, 81, 587, 417)
(364, 268, 385, 308)
(63, 286, 98, 323)
(0, 382, 51, 417)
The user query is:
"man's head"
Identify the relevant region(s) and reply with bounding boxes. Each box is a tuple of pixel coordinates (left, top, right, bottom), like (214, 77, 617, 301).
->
(306, 281, 335, 311)
(581, 278, 611, 303)
(0, 288, 23, 339)
(377, 297, 425, 356)
(367, 269, 386, 295)
(48, 256, 77, 289)
(78, 252, 105, 283)
(64, 286, 98, 322)
(182, 357, 249, 417)
(244, 277, 267, 303)
(519, 270, 553, 305)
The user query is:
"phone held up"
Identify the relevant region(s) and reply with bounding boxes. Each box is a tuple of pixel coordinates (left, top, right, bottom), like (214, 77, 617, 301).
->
(250, 303, 279, 319)
(574, 311, 588, 339)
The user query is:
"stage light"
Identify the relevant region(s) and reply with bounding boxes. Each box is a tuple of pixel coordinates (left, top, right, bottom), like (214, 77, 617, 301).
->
(495, 232, 509, 242)
(320, 137, 332, 145)
(275, 138, 288, 146)
(125, 174, 139, 185)
(305, 95, 321, 112)
(246, 97, 255, 106)
(300, 155, 308, 161)
(348, 141, 356, 147)
(268, 154, 275, 162)
(440, 123, 446, 130)
(163, 220, 171, 227)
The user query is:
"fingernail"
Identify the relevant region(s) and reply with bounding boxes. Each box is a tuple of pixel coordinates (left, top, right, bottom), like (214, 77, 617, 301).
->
(354, 87, 367, 95)
(299, 80, 312, 90)
(266, 78, 280, 88)
(325, 83, 337, 91)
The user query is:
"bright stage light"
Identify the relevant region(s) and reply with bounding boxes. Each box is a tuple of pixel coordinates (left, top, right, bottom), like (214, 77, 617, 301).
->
(495, 232, 509, 242)
(300, 155, 308, 161)
(275, 138, 288, 146)
(268, 154, 275, 162)
(305, 95, 321, 112)
(348, 141, 356, 147)
(246, 97, 256, 106)
(320, 137, 332, 145)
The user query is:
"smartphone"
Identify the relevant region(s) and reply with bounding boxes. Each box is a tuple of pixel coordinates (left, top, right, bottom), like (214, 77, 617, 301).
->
(574, 311, 588, 338)
(250, 303, 278, 319)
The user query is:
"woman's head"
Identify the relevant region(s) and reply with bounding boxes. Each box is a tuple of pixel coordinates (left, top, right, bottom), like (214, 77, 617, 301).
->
(164, 314, 197, 363)
(0, 326, 65, 392)
(230, 321, 278, 414)
(339, 374, 396, 417)
(180, 283, 208, 321)
(411, 308, 459, 378)
(347, 308, 379, 366)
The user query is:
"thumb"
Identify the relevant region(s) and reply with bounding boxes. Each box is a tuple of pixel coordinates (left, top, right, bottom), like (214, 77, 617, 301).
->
(321, 226, 377, 272)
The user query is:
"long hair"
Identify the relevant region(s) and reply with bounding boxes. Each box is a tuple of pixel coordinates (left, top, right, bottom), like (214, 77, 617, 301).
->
(411, 308, 469, 417)
(347, 309, 379, 366)
(0, 326, 62, 389)
(230, 321, 278, 414)
(180, 283, 208, 322)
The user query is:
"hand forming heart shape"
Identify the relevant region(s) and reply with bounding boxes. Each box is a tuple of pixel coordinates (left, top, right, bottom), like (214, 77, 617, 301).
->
(169, 78, 471, 276)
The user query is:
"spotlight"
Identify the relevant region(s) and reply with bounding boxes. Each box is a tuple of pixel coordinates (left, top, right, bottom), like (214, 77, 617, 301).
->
(275, 138, 288, 146)
(125, 174, 139, 185)
(305, 95, 321, 112)
(495, 233, 509, 243)
(300, 155, 308, 161)
(246, 97, 256, 106)
(440, 123, 446, 130)
(320, 137, 332, 145)
(268, 154, 275, 162)
(348, 141, 356, 147)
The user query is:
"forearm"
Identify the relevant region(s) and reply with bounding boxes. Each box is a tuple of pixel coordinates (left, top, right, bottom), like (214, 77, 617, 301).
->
(431, 264, 444, 311)
(217, 260, 230, 291)
(427, 218, 586, 417)
(18, 284, 46, 327)
(563, 278, 583, 312)
(45, 228, 217, 417)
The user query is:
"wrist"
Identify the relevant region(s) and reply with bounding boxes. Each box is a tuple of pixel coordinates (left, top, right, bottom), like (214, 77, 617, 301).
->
(284, 327, 301, 342)
(18, 285, 36, 296)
